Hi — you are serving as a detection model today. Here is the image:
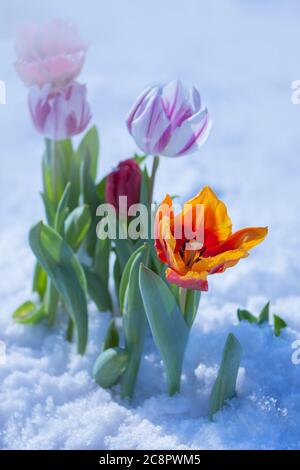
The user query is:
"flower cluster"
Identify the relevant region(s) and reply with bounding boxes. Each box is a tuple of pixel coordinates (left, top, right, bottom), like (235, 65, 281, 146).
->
(13, 20, 269, 415)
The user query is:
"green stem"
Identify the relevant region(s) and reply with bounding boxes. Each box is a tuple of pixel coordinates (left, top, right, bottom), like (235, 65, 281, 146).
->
(148, 155, 160, 205)
(45, 280, 59, 326)
(179, 287, 187, 314)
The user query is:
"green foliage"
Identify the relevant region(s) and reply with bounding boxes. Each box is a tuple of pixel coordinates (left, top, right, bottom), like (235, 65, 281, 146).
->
(237, 301, 287, 336)
(29, 222, 88, 354)
(102, 320, 119, 351)
(209, 333, 242, 420)
(139, 264, 189, 395)
(273, 314, 287, 337)
(12, 301, 44, 324)
(93, 347, 128, 388)
(120, 245, 149, 398)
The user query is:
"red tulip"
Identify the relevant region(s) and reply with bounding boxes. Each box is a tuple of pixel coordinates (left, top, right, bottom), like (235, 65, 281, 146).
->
(105, 159, 141, 215)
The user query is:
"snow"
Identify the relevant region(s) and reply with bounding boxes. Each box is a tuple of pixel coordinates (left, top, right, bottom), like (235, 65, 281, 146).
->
(1, 0, 300, 450)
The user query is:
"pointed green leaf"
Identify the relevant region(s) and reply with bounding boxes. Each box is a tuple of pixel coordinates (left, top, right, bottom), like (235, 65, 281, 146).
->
(82, 264, 112, 312)
(139, 264, 189, 395)
(81, 155, 100, 257)
(114, 235, 133, 271)
(64, 204, 91, 252)
(209, 333, 242, 420)
(274, 314, 287, 337)
(32, 262, 47, 300)
(119, 245, 146, 312)
(13, 301, 45, 324)
(93, 238, 110, 289)
(96, 176, 106, 202)
(133, 154, 148, 165)
(102, 319, 119, 351)
(93, 347, 128, 388)
(78, 126, 99, 181)
(183, 289, 201, 328)
(41, 192, 56, 226)
(237, 309, 257, 324)
(257, 302, 270, 325)
(120, 245, 149, 398)
(54, 182, 71, 235)
(29, 222, 88, 354)
(113, 256, 122, 299)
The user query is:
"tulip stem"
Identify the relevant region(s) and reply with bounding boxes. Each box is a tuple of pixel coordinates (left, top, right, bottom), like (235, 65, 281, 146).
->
(149, 155, 160, 204)
(179, 287, 187, 314)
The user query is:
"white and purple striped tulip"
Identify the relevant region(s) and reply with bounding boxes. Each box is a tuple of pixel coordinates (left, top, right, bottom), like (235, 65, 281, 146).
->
(126, 80, 211, 157)
(28, 81, 91, 141)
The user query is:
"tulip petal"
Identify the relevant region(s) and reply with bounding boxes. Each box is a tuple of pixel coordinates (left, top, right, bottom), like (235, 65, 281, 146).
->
(193, 248, 249, 275)
(166, 268, 208, 291)
(15, 20, 86, 87)
(130, 92, 170, 154)
(162, 107, 211, 157)
(126, 86, 157, 134)
(184, 186, 232, 249)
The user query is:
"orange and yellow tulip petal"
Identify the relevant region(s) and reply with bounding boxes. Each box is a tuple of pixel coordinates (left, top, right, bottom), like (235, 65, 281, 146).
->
(166, 268, 208, 291)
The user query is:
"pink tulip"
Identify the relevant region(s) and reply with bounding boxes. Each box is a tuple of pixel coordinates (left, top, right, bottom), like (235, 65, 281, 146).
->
(126, 80, 211, 157)
(15, 19, 87, 88)
(28, 81, 91, 141)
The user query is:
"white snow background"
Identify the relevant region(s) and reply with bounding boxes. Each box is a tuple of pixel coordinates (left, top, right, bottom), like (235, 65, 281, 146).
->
(0, 0, 300, 450)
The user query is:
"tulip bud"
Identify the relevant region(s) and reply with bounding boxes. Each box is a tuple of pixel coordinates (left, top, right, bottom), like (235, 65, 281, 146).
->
(126, 80, 211, 157)
(28, 81, 91, 141)
(105, 159, 141, 215)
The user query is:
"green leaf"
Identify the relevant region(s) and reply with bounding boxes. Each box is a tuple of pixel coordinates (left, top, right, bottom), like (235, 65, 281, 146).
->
(93, 347, 128, 388)
(133, 154, 148, 165)
(273, 314, 287, 337)
(237, 309, 257, 324)
(102, 319, 119, 351)
(183, 289, 201, 328)
(209, 333, 242, 420)
(113, 256, 122, 299)
(114, 233, 133, 271)
(81, 155, 100, 257)
(12, 301, 44, 324)
(64, 204, 91, 252)
(257, 302, 270, 325)
(93, 238, 110, 289)
(119, 245, 145, 312)
(54, 182, 71, 235)
(78, 126, 99, 182)
(82, 264, 112, 312)
(139, 264, 189, 395)
(96, 176, 106, 202)
(40, 192, 56, 226)
(43, 139, 74, 208)
(32, 262, 47, 300)
(29, 222, 88, 354)
(120, 245, 149, 398)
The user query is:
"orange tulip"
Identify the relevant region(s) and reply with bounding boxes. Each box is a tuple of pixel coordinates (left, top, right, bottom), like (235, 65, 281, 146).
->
(155, 186, 268, 291)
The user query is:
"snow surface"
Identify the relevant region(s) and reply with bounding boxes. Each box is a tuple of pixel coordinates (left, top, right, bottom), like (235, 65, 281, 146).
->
(1, 0, 300, 450)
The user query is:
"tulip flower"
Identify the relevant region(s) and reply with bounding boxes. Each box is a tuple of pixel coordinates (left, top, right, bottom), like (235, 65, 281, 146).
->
(126, 80, 211, 157)
(105, 159, 141, 214)
(15, 19, 87, 88)
(28, 81, 91, 141)
(155, 186, 268, 290)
